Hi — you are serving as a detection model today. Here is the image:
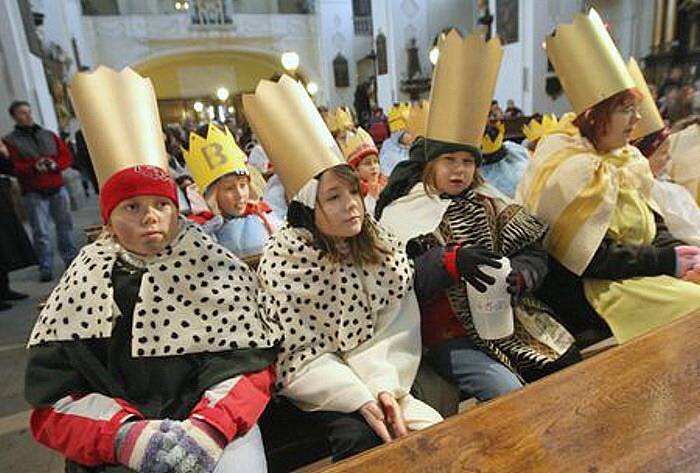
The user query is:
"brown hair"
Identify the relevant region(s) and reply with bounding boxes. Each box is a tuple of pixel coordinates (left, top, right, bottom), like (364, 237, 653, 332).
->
(421, 156, 485, 196)
(315, 165, 392, 266)
(573, 88, 643, 149)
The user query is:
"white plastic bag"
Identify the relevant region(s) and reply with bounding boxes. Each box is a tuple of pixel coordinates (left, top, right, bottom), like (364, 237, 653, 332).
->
(467, 257, 514, 340)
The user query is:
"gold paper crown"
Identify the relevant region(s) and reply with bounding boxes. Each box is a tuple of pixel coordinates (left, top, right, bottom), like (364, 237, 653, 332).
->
(427, 30, 503, 147)
(482, 121, 505, 154)
(406, 100, 430, 137)
(628, 58, 664, 140)
(339, 127, 378, 164)
(182, 123, 248, 195)
(546, 9, 635, 115)
(243, 76, 345, 197)
(69, 66, 168, 188)
(325, 107, 355, 133)
(522, 114, 560, 143)
(388, 103, 410, 133)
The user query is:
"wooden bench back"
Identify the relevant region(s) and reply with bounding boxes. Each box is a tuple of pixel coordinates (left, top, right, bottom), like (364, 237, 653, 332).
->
(322, 311, 700, 473)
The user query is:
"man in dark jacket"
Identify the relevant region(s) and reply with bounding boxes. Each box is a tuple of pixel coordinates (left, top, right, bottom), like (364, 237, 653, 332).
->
(3, 101, 77, 281)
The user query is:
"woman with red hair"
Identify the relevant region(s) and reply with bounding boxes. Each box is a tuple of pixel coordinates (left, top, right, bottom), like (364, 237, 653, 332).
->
(517, 10, 700, 344)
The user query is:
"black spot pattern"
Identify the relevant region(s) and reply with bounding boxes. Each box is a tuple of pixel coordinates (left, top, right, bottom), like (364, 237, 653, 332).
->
(28, 220, 282, 358)
(257, 221, 412, 385)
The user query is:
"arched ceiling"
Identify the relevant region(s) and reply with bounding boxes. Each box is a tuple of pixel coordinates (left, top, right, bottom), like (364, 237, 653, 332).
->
(133, 50, 286, 99)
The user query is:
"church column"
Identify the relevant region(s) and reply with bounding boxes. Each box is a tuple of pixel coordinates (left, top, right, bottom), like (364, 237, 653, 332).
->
(315, 0, 356, 108)
(664, 0, 677, 46)
(0, 0, 57, 133)
(653, 0, 666, 49)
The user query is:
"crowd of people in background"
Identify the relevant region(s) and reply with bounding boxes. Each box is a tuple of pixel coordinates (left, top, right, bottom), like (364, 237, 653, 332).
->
(4, 11, 700, 472)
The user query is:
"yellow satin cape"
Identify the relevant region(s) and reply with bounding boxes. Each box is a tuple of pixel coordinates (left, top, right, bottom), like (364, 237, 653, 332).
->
(517, 130, 700, 343)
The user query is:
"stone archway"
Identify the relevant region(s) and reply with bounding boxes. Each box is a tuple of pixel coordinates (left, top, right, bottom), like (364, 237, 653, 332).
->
(128, 47, 309, 124)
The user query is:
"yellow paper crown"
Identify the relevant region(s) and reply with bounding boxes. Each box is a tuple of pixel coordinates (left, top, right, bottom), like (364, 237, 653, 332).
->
(325, 107, 355, 133)
(69, 66, 168, 188)
(427, 30, 503, 147)
(388, 103, 411, 133)
(546, 9, 635, 115)
(339, 127, 378, 164)
(628, 58, 664, 140)
(406, 100, 430, 137)
(182, 123, 248, 195)
(522, 114, 560, 143)
(243, 76, 345, 197)
(481, 121, 505, 154)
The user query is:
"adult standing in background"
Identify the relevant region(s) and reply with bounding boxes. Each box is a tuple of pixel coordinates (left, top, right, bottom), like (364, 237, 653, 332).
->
(0, 140, 34, 310)
(3, 101, 78, 282)
(74, 129, 98, 196)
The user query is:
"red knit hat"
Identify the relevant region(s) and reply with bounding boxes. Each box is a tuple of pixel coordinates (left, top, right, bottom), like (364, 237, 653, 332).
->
(347, 145, 379, 169)
(100, 165, 178, 223)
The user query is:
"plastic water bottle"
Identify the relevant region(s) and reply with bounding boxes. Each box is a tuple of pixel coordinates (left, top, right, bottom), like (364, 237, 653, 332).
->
(466, 256, 514, 340)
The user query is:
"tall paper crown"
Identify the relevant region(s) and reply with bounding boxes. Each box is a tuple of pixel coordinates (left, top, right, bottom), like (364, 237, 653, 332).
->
(406, 100, 430, 137)
(482, 121, 505, 154)
(388, 103, 410, 133)
(628, 58, 664, 140)
(182, 123, 248, 194)
(427, 30, 503, 147)
(325, 106, 355, 133)
(339, 127, 378, 166)
(69, 66, 168, 188)
(243, 76, 345, 197)
(522, 114, 560, 143)
(546, 9, 635, 115)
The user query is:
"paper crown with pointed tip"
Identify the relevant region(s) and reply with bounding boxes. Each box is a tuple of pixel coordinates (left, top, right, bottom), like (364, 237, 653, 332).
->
(339, 127, 379, 168)
(324, 106, 355, 133)
(69, 66, 169, 188)
(482, 121, 505, 155)
(627, 58, 664, 141)
(182, 123, 248, 195)
(427, 30, 503, 147)
(406, 100, 430, 138)
(243, 76, 345, 198)
(522, 114, 560, 143)
(546, 9, 635, 115)
(388, 103, 411, 133)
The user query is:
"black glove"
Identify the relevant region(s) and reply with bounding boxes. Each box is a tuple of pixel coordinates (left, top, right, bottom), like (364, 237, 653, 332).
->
(506, 268, 537, 305)
(455, 245, 501, 293)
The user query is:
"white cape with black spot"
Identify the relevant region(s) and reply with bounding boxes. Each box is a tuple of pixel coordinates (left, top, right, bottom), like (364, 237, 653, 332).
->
(258, 223, 443, 428)
(28, 220, 282, 357)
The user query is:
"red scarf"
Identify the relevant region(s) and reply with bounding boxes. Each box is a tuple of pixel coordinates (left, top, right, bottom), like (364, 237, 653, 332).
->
(243, 201, 275, 235)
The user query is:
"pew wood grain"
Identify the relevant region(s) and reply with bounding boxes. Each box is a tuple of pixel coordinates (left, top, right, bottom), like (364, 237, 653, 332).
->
(321, 311, 700, 473)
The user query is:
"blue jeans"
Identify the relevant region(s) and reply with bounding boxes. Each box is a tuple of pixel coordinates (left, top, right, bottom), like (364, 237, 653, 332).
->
(426, 337, 522, 402)
(214, 425, 267, 473)
(23, 188, 78, 274)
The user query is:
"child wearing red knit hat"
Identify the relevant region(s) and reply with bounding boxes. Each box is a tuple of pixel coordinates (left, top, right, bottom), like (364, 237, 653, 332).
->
(24, 67, 281, 473)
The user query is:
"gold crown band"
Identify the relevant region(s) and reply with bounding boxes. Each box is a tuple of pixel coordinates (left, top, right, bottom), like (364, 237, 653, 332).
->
(243, 76, 345, 198)
(69, 67, 168, 188)
(427, 30, 503, 147)
(546, 9, 635, 115)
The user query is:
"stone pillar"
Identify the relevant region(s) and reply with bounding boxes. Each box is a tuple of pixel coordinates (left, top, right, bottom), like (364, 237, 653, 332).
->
(0, 0, 57, 133)
(315, 0, 356, 108)
(653, 0, 665, 49)
(370, 0, 430, 110)
(664, 0, 677, 45)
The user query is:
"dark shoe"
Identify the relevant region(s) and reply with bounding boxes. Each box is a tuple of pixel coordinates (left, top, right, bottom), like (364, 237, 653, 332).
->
(39, 272, 53, 282)
(0, 301, 11, 311)
(1, 289, 28, 301)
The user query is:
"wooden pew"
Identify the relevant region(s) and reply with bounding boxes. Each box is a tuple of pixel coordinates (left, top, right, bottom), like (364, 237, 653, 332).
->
(321, 311, 700, 473)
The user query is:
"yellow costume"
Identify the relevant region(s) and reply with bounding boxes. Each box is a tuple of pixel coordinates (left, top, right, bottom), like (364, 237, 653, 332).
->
(516, 9, 700, 343)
